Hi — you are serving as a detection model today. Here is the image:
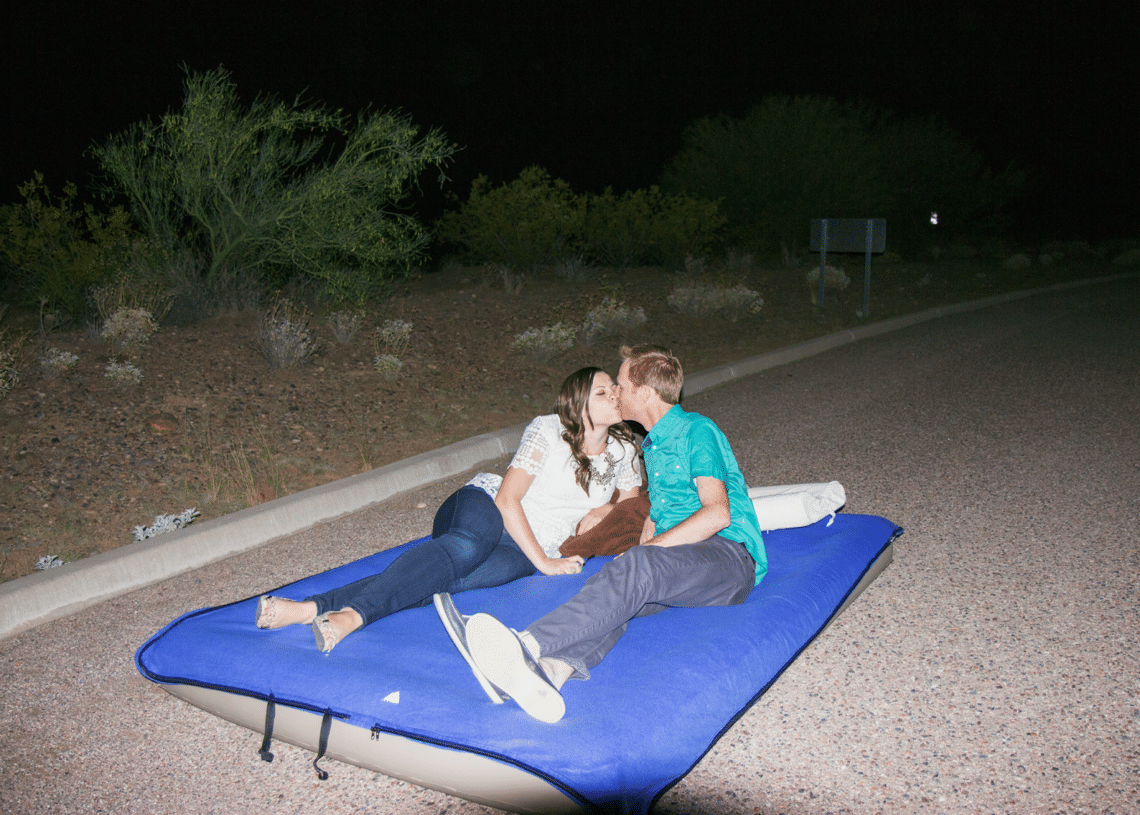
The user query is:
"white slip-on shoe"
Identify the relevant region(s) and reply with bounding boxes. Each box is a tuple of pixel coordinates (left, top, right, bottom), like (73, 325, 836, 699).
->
(466, 613, 565, 724)
(433, 594, 506, 704)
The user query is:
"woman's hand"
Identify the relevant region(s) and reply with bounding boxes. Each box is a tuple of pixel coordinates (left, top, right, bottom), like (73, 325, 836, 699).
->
(575, 503, 614, 535)
(639, 516, 656, 545)
(536, 554, 586, 576)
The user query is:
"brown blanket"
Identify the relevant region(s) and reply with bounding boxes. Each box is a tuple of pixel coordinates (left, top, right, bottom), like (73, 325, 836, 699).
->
(559, 493, 650, 558)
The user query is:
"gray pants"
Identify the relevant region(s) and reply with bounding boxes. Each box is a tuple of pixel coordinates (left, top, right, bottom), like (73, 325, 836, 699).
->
(527, 535, 756, 680)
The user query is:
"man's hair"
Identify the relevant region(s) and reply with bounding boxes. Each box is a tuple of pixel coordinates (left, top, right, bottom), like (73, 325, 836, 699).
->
(619, 344, 683, 404)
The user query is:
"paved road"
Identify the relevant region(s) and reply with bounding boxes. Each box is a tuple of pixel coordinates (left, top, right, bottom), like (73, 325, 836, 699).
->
(1, 275, 1137, 814)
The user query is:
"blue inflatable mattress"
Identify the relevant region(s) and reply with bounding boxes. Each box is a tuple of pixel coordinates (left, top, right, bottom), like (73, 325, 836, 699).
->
(136, 513, 901, 814)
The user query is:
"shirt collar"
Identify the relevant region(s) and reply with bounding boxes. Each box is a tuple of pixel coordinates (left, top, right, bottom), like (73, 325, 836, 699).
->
(642, 403, 684, 449)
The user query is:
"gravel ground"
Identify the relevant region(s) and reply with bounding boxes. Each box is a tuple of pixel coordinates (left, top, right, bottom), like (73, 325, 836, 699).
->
(1, 276, 1137, 814)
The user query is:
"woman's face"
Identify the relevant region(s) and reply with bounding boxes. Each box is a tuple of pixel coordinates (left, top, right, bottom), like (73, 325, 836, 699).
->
(584, 371, 622, 430)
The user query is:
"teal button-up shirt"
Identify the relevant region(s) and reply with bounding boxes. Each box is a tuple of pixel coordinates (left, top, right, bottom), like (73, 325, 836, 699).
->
(642, 404, 767, 584)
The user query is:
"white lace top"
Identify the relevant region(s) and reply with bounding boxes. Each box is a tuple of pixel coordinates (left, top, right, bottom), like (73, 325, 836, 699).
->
(465, 414, 642, 557)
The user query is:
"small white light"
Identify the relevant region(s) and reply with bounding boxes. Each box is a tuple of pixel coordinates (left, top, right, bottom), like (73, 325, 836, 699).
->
(930, 211, 939, 225)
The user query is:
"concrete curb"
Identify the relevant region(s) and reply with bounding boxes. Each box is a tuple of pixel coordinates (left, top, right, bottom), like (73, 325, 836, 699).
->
(1, 272, 1132, 640)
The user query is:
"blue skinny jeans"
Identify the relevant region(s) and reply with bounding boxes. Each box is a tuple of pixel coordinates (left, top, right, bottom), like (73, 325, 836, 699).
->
(306, 485, 536, 626)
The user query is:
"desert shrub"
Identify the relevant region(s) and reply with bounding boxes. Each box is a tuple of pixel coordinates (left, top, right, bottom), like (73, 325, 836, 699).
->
(1002, 253, 1032, 270)
(90, 267, 174, 325)
(372, 319, 413, 358)
(0, 173, 133, 318)
(553, 254, 596, 282)
(484, 261, 527, 295)
(578, 297, 647, 346)
(326, 309, 365, 343)
(93, 66, 455, 308)
(39, 346, 79, 380)
(101, 308, 159, 357)
(805, 265, 852, 304)
(511, 323, 576, 361)
(254, 298, 319, 369)
(0, 329, 29, 399)
(371, 319, 412, 380)
(372, 354, 403, 380)
(583, 186, 724, 269)
(104, 360, 143, 388)
(667, 283, 763, 323)
(437, 166, 585, 270)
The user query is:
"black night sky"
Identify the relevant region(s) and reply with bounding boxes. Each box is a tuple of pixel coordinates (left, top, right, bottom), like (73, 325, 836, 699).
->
(4, 1, 1138, 244)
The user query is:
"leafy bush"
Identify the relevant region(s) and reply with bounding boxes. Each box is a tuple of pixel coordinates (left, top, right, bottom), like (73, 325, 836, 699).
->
(93, 67, 455, 307)
(437, 166, 585, 271)
(439, 168, 725, 272)
(0, 173, 133, 318)
(583, 186, 724, 269)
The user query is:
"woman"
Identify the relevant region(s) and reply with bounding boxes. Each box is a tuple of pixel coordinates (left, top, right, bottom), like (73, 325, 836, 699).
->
(255, 366, 642, 655)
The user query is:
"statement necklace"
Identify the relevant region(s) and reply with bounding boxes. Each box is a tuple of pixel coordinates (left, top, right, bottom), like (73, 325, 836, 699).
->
(588, 451, 617, 486)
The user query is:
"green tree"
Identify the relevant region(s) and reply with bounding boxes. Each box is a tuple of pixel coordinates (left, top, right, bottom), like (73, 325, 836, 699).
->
(661, 96, 1022, 254)
(661, 97, 888, 253)
(92, 67, 455, 306)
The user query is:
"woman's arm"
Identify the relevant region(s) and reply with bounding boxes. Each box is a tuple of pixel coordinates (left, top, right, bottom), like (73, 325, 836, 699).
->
(494, 465, 585, 575)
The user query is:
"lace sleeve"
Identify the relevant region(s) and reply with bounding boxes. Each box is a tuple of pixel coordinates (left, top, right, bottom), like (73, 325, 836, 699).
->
(615, 439, 643, 491)
(508, 416, 554, 477)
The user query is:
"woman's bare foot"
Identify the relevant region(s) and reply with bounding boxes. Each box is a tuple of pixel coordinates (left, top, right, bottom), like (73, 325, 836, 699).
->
(255, 596, 318, 629)
(311, 607, 364, 653)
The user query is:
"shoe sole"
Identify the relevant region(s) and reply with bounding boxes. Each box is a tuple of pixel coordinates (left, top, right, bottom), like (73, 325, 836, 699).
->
(255, 595, 275, 629)
(312, 614, 337, 653)
(466, 614, 565, 724)
(432, 594, 505, 704)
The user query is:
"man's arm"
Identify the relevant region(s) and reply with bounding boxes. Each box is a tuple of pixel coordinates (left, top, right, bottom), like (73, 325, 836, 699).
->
(643, 476, 731, 547)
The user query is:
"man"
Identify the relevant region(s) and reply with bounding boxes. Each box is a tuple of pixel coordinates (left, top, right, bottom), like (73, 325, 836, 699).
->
(435, 345, 766, 723)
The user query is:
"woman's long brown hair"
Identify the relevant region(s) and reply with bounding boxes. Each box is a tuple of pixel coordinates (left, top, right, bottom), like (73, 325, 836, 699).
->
(557, 367, 635, 493)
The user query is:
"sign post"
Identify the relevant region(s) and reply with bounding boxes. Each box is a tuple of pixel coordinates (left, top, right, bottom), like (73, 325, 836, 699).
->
(809, 218, 886, 317)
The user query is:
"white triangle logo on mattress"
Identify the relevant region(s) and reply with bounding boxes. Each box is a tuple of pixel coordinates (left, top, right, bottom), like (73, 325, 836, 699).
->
(383, 691, 400, 704)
